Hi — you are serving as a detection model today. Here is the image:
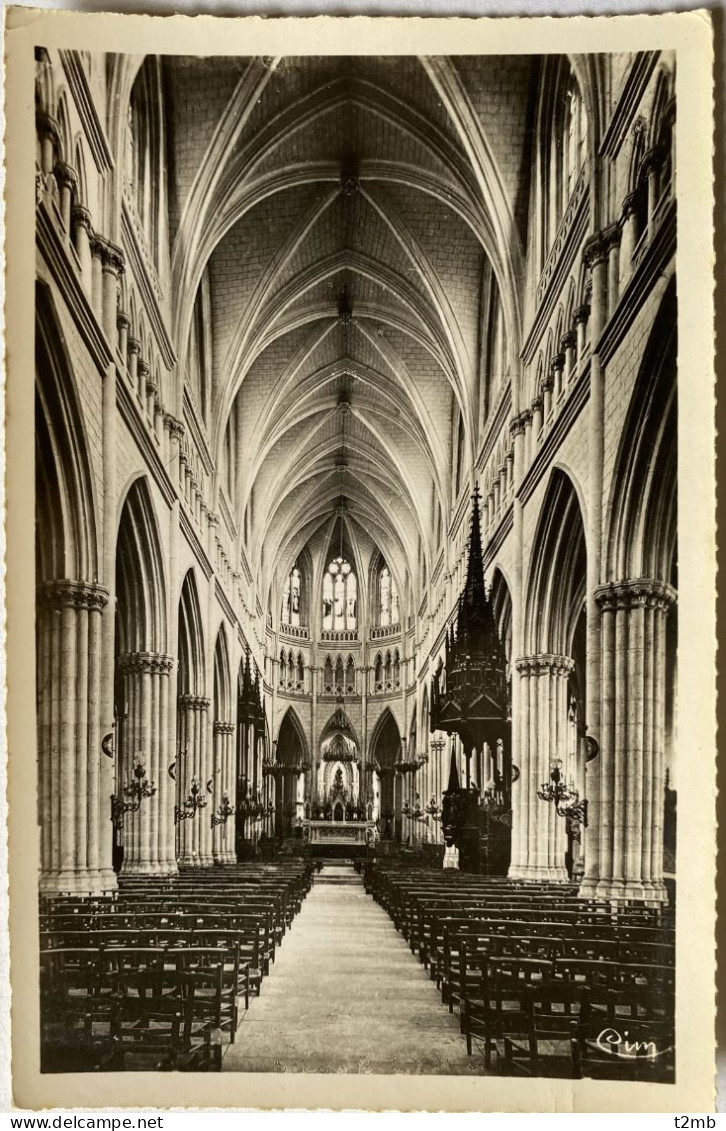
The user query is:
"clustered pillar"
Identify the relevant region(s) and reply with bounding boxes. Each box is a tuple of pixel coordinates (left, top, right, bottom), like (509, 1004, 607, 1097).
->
(37, 580, 110, 895)
(176, 694, 212, 866)
(212, 720, 236, 864)
(509, 654, 573, 882)
(117, 652, 176, 876)
(592, 579, 676, 903)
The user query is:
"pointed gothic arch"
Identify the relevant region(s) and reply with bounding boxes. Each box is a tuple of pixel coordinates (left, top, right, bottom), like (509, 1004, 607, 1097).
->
(524, 468, 587, 657)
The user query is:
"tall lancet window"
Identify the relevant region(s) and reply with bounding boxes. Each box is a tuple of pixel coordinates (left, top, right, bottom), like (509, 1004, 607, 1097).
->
(323, 557, 357, 631)
(379, 564, 400, 627)
(282, 564, 302, 626)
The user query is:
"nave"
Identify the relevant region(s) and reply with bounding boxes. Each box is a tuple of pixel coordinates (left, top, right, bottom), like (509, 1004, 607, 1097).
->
(32, 46, 681, 1086)
(40, 858, 674, 1079)
(223, 865, 486, 1075)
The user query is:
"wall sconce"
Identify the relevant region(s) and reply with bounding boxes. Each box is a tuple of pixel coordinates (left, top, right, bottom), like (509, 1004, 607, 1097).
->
(537, 761, 588, 827)
(111, 758, 156, 830)
(211, 791, 234, 828)
(175, 777, 208, 824)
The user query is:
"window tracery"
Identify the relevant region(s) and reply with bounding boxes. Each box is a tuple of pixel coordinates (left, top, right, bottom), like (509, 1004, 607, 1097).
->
(282, 564, 302, 627)
(323, 556, 357, 631)
(378, 564, 400, 628)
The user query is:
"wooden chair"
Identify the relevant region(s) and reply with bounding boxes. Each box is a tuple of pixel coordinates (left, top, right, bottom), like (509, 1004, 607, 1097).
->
(572, 1016, 675, 1082)
(501, 984, 588, 1078)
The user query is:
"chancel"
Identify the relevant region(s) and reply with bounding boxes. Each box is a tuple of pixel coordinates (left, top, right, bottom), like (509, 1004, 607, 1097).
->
(34, 47, 677, 1079)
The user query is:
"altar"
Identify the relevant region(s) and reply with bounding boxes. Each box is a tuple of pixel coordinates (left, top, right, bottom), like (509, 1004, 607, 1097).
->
(302, 819, 376, 858)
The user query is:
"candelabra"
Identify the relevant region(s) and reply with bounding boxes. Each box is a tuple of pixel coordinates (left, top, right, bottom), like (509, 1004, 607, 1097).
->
(175, 777, 208, 824)
(211, 791, 234, 828)
(402, 792, 428, 823)
(237, 786, 274, 823)
(111, 758, 157, 830)
(424, 796, 442, 822)
(537, 761, 588, 827)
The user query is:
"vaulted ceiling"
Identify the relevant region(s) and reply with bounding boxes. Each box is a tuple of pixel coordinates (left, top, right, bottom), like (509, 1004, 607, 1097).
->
(163, 55, 538, 609)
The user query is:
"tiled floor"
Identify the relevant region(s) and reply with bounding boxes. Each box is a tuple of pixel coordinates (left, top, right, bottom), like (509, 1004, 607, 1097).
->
(222, 865, 488, 1074)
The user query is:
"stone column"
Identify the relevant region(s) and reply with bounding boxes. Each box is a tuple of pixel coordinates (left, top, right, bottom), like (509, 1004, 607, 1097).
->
(643, 148, 663, 238)
(127, 338, 141, 400)
(176, 694, 211, 866)
(619, 192, 640, 282)
(117, 312, 130, 368)
(509, 655, 572, 882)
(578, 232, 609, 900)
(72, 206, 93, 296)
(541, 371, 554, 425)
(552, 353, 565, 405)
(212, 721, 236, 864)
(507, 415, 526, 879)
(54, 162, 77, 235)
(37, 580, 110, 895)
(604, 223, 622, 320)
(117, 652, 175, 876)
(102, 242, 124, 347)
(593, 580, 676, 903)
(90, 235, 105, 324)
(36, 112, 59, 177)
(573, 304, 590, 369)
(561, 331, 577, 387)
(530, 396, 543, 449)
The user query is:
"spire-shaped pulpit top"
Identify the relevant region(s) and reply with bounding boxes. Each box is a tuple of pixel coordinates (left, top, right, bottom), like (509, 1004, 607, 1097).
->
(239, 647, 255, 721)
(430, 484, 509, 755)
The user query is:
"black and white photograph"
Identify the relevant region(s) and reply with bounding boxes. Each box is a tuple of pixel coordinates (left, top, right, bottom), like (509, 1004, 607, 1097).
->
(4, 9, 716, 1112)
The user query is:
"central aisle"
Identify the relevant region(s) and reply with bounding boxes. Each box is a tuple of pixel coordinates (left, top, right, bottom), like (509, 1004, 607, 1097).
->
(222, 864, 488, 1074)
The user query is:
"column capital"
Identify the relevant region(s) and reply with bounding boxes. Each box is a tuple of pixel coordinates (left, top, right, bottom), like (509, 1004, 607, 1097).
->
(36, 111, 60, 143)
(552, 351, 566, 373)
(207, 511, 220, 528)
(119, 651, 175, 675)
(102, 240, 125, 277)
(515, 653, 574, 677)
(54, 161, 77, 190)
(165, 413, 185, 441)
(89, 232, 107, 259)
(38, 579, 110, 611)
(641, 145, 664, 177)
(214, 720, 236, 735)
(540, 374, 554, 395)
(573, 303, 590, 326)
(561, 329, 577, 353)
(509, 413, 526, 438)
(530, 395, 544, 414)
(117, 310, 131, 332)
(583, 231, 610, 269)
(603, 221, 622, 249)
(72, 204, 93, 232)
(621, 190, 640, 221)
(127, 337, 141, 357)
(595, 578, 677, 612)
(179, 694, 211, 712)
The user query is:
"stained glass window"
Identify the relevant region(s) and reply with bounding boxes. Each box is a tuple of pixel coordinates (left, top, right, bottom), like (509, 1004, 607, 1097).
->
(379, 564, 399, 627)
(323, 557, 356, 630)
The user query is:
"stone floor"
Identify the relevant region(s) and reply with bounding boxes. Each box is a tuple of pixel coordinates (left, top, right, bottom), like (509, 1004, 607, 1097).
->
(222, 864, 488, 1074)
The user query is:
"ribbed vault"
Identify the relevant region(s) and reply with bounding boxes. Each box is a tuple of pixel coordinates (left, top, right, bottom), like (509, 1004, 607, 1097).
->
(161, 54, 537, 613)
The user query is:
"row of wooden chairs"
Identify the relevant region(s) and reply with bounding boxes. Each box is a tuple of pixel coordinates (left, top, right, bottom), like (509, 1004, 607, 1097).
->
(40, 862, 314, 1072)
(369, 865, 675, 1082)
